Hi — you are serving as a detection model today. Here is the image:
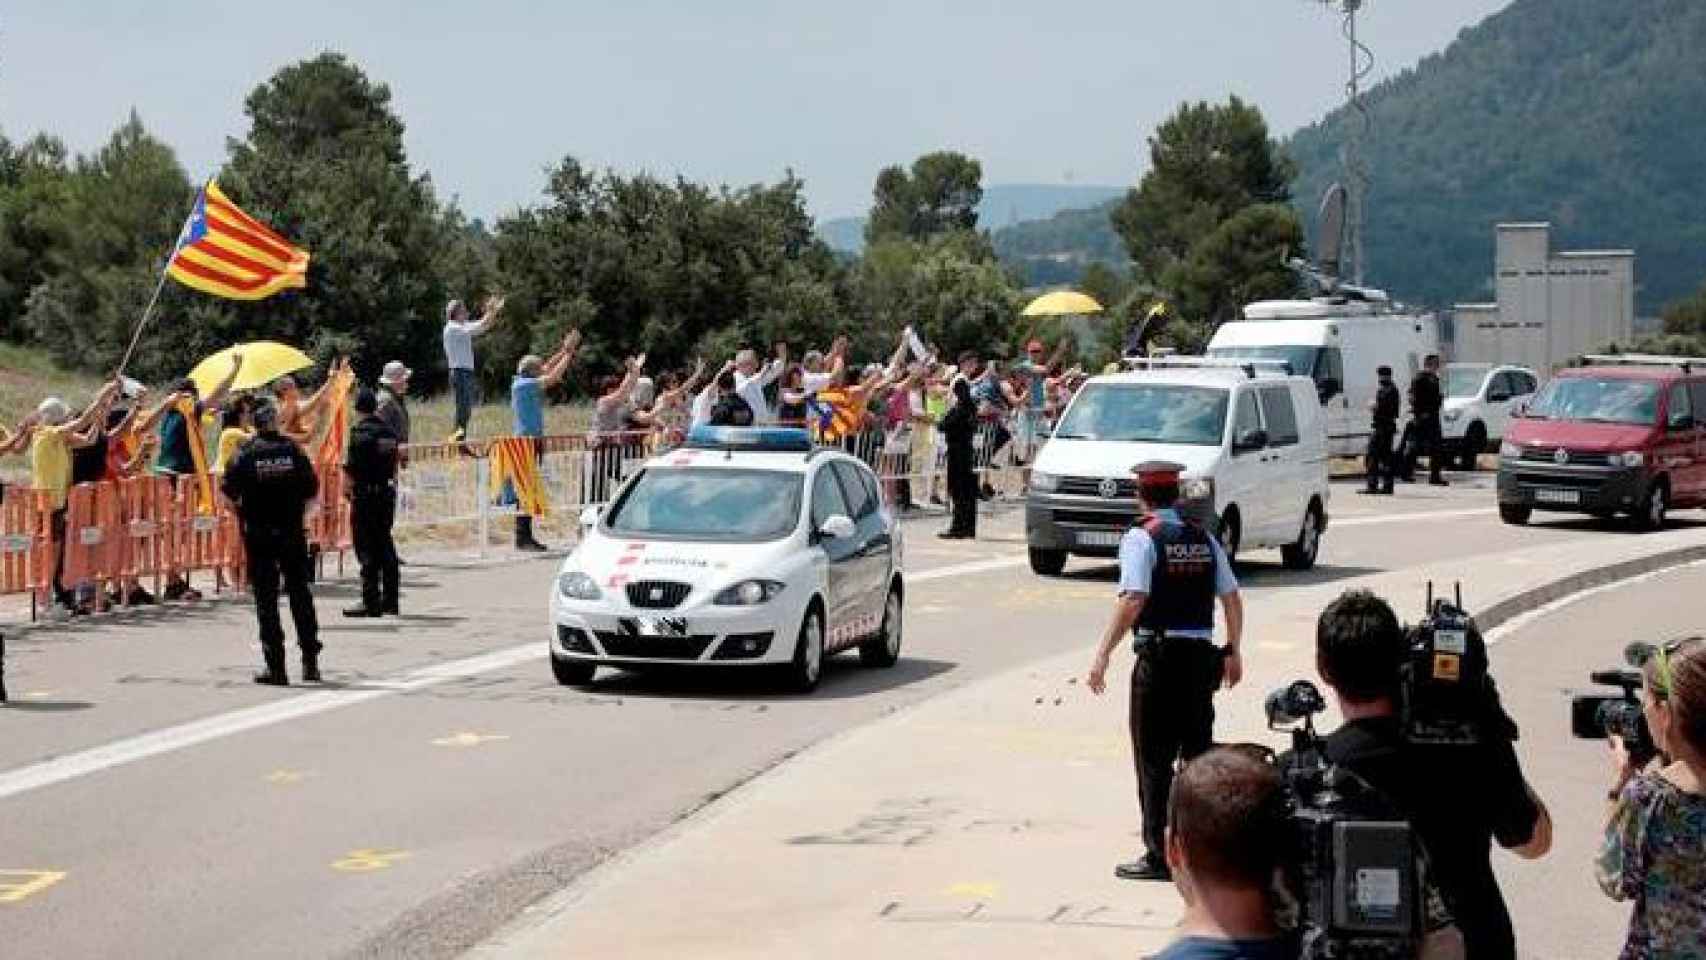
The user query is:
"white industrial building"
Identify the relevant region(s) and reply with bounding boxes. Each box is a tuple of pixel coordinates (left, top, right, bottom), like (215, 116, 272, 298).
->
(1450, 222, 1635, 374)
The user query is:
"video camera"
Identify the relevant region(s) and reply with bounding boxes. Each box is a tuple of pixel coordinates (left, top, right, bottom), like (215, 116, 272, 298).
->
(1570, 642, 1661, 767)
(1400, 582, 1519, 746)
(1265, 680, 1422, 960)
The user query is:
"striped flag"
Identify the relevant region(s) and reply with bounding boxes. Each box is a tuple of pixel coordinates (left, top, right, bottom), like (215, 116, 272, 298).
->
(166, 181, 309, 301)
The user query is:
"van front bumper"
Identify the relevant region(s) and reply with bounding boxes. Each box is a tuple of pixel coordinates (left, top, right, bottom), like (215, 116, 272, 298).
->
(1026, 492, 1220, 556)
(1496, 460, 1653, 514)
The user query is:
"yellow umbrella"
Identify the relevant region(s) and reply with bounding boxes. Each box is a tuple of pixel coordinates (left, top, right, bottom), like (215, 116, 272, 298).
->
(187, 341, 314, 395)
(1021, 290, 1104, 318)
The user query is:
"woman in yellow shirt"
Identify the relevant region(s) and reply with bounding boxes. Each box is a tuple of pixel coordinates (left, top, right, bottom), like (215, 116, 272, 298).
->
(32, 384, 120, 614)
(214, 395, 256, 474)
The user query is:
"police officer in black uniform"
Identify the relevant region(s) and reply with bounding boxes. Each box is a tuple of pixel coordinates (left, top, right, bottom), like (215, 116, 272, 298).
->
(1409, 354, 1448, 486)
(1363, 365, 1401, 494)
(342, 388, 401, 619)
(1087, 461, 1244, 882)
(221, 401, 321, 686)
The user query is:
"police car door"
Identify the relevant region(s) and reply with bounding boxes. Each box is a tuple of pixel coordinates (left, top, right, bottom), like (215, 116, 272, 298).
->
(831, 460, 889, 627)
(809, 465, 859, 630)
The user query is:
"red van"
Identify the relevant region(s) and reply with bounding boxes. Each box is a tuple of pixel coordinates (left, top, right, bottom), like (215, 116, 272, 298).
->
(1497, 357, 1706, 530)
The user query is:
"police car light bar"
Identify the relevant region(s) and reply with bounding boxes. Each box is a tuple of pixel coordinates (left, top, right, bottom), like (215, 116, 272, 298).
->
(684, 425, 814, 453)
(1121, 356, 1295, 378)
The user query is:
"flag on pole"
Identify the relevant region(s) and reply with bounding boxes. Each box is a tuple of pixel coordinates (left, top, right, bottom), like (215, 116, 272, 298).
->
(166, 181, 309, 301)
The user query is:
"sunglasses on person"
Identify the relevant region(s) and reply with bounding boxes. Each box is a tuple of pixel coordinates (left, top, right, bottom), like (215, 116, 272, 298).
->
(1632, 636, 1701, 700)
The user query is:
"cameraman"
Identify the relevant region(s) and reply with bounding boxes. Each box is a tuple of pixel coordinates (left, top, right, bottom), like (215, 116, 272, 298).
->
(1150, 745, 1293, 960)
(1598, 636, 1706, 958)
(1313, 590, 1551, 959)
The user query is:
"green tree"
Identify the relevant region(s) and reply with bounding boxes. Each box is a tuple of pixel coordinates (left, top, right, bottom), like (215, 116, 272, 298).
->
(220, 52, 459, 383)
(865, 151, 984, 244)
(1160, 204, 1306, 345)
(21, 112, 200, 378)
(1112, 97, 1294, 286)
(852, 232, 1019, 357)
(0, 132, 73, 339)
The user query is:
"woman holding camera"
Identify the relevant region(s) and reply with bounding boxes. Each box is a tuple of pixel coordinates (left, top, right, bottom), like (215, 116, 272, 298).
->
(1599, 635, 1706, 959)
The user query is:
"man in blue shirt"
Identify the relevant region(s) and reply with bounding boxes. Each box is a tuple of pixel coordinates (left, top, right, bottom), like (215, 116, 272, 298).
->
(509, 331, 579, 551)
(1088, 461, 1243, 882)
(1146, 746, 1296, 960)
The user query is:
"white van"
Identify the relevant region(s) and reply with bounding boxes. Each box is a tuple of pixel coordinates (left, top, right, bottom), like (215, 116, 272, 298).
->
(1025, 360, 1331, 576)
(1206, 297, 1441, 458)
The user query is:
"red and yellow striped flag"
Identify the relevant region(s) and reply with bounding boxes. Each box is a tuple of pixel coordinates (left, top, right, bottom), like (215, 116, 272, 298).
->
(166, 181, 309, 300)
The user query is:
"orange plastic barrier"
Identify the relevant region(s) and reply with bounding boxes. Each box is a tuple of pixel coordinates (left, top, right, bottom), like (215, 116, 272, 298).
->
(60, 482, 124, 606)
(121, 474, 174, 590)
(0, 485, 49, 601)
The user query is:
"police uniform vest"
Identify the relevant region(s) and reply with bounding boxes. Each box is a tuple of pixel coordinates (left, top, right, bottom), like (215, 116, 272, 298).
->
(1135, 516, 1217, 636)
(222, 432, 318, 533)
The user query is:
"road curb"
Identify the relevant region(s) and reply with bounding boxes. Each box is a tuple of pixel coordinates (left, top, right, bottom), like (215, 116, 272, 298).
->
(1476, 540, 1706, 633)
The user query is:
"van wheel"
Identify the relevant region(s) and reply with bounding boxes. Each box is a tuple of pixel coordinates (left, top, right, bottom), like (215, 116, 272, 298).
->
(1216, 509, 1241, 565)
(1459, 424, 1486, 470)
(860, 585, 903, 668)
(785, 604, 826, 692)
(1281, 504, 1322, 570)
(1498, 503, 1531, 526)
(1028, 547, 1067, 576)
(1632, 481, 1668, 532)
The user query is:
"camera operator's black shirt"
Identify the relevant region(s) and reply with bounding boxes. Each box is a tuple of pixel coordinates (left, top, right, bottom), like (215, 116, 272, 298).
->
(1324, 717, 1541, 960)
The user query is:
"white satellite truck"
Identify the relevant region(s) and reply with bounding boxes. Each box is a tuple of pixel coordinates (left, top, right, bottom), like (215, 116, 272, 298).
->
(1203, 184, 1441, 459)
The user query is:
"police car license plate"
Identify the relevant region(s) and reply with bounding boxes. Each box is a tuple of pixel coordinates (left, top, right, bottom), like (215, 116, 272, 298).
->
(1076, 531, 1123, 548)
(1534, 488, 1580, 505)
(633, 617, 689, 638)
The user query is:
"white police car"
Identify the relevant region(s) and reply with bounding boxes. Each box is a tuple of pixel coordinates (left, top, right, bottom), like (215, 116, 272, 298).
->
(550, 426, 905, 692)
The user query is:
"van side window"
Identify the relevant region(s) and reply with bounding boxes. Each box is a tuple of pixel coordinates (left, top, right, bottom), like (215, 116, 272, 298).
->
(1315, 347, 1344, 387)
(1259, 387, 1300, 446)
(1668, 383, 1694, 430)
(1691, 380, 1706, 421)
(1233, 390, 1261, 440)
(1514, 371, 1539, 395)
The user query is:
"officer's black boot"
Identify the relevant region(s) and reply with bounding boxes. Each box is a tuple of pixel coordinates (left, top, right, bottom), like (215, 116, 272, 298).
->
(0, 632, 8, 704)
(301, 651, 322, 684)
(515, 515, 547, 553)
(254, 650, 289, 687)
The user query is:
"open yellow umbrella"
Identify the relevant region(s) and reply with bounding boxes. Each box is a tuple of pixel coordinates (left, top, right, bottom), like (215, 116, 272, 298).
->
(187, 341, 314, 395)
(1021, 290, 1104, 318)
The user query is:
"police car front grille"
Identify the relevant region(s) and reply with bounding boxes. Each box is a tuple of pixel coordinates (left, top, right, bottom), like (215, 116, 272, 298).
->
(1517, 447, 1612, 467)
(626, 580, 692, 609)
(1057, 476, 1138, 498)
(1053, 509, 1132, 528)
(595, 632, 715, 660)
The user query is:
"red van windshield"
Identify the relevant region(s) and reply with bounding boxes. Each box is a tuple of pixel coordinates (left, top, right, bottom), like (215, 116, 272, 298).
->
(1524, 377, 1660, 425)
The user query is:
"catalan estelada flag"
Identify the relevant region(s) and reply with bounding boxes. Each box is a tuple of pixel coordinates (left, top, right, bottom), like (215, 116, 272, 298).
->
(166, 181, 309, 300)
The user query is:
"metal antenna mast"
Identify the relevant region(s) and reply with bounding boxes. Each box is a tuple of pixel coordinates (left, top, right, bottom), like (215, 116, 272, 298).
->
(1316, 0, 1374, 286)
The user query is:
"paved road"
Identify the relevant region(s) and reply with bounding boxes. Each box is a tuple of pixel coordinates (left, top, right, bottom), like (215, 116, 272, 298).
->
(1490, 559, 1706, 960)
(0, 473, 1695, 958)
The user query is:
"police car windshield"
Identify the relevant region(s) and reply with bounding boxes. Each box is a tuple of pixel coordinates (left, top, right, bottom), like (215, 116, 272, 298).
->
(1053, 384, 1228, 446)
(1524, 377, 1659, 425)
(604, 468, 803, 542)
(1445, 365, 1490, 397)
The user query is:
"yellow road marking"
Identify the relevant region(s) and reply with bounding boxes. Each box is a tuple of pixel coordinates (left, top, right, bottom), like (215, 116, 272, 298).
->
(22, 691, 58, 700)
(264, 769, 310, 785)
(0, 870, 67, 903)
(945, 882, 1000, 899)
(431, 732, 510, 748)
(331, 849, 410, 872)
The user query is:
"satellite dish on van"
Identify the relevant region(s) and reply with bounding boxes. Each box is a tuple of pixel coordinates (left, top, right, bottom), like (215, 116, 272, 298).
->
(1317, 183, 1347, 282)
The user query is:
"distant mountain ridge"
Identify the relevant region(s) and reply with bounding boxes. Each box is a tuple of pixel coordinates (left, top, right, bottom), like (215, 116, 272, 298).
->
(815, 182, 1123, 254)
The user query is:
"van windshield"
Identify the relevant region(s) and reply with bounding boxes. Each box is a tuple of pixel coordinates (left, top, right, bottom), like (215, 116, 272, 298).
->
(1523, 377, 1659, 426)
(1445, 365, 1489, 398)
(1205, 345, 1316, 377)
(1053, 384, 1228, 446)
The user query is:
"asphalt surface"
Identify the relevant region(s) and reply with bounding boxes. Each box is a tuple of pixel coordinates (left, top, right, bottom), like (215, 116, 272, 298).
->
(0, 471, 1697, 958)
(1489, 560, 1706, 960)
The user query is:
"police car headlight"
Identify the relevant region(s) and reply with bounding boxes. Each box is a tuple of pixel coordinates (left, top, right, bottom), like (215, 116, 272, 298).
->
(1182, 477, 1214, 502)
(1618, 451, 1646, 468)
(557, 571, 602, 601)
(1030, 471, 1060, 493)
(1499, 441, 1521, 458)
(714, 579, 786, 606)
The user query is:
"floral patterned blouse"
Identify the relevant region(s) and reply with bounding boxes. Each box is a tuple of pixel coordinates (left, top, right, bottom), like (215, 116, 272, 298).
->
(1598, 771, 1706, 959)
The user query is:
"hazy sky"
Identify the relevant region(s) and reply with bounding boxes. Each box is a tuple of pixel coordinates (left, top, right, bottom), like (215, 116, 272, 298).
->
(2, 1, 1510, 221)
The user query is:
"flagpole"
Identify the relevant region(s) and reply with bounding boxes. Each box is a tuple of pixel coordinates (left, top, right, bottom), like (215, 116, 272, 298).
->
(116, 180, 208, 378)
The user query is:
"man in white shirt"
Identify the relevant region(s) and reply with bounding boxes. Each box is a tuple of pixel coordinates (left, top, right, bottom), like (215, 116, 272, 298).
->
(733, 344, 786, 424)
(441, 295, 505, 439)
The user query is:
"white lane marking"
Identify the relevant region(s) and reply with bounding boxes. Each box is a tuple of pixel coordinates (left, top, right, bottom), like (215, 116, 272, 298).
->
(0, 504, 1484, 801)
(1484, 558, 1706, 646)
(1332, 507, 1490, 527)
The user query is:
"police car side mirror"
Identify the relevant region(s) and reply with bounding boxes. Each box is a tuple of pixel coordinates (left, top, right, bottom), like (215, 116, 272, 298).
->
(817, 515, 856, 541)
(1233, 428, 1268, 454)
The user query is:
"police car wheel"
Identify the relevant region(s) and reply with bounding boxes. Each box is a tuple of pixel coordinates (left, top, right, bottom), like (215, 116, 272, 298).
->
(860, 584, 903, 668)
(785, 605, 826, 692)
(550, 654, 596, 687)
(1028, 547, 1067, 577)
(1280, 505, 1321, 571)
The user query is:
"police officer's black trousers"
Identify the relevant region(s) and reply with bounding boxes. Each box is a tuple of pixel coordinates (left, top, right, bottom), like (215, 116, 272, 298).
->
(1414, 414, 1445, 481)
(1365, 425, 1396, 492)
(945, 444, 977, 536)
(245, 528, 320, 667)
(1130, 637, 1224, 860)
(352, 489, 399, 614)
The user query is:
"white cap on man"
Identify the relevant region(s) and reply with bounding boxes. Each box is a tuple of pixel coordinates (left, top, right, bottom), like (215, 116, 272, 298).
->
(380, 361, 412, 387)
